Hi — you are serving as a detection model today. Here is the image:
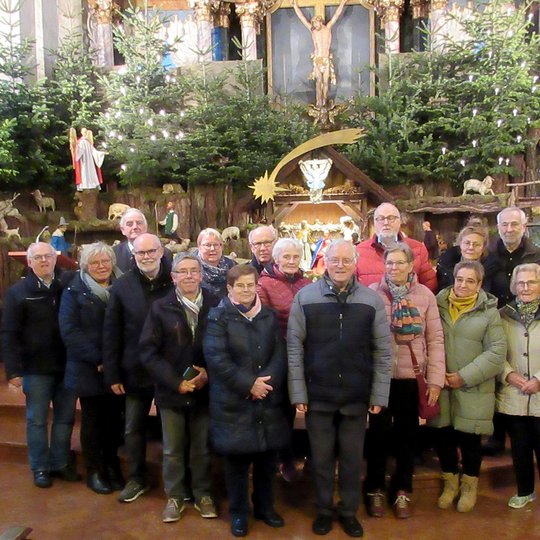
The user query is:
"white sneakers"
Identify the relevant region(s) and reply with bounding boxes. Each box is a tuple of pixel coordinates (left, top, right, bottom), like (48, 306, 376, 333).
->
(508, 492, 536, 509)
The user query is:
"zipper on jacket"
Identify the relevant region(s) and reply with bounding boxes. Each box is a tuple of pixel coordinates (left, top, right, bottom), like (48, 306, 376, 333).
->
(339, 312, 343, 341)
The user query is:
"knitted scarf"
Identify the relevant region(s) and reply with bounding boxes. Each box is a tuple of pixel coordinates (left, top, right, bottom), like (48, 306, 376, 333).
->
(176, 289, 203, 337)
(80, 268, 120, 304)
(228, 293, 262, 321)
(516, 298, 540, 327)
(385, 274, 423, 342)
(448, 289, 478, 324)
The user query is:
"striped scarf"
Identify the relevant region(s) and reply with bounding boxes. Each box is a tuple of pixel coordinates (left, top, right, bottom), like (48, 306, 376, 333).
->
(385, 274, 423, 342)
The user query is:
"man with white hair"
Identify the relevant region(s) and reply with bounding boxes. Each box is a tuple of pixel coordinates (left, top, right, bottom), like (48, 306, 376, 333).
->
(114, 208, 172, 272)
(248, 225, 277, 273)
(1, 242, 79, 488)
(355, 203, 437, 292)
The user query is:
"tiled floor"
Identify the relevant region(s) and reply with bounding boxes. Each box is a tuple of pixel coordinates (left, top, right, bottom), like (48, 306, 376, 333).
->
(1, 458, 539, 540)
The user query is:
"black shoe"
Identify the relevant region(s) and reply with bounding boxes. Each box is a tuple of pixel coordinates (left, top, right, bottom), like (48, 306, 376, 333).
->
(51, 463, 81, 482)
(254, 510, 284, 527)
(312, 514, 333, 535)
(339, 515, 364, 537)
(481, 440, 505, 457)
(231, 516, 248, 537)
(33, 470, 52, 488)
(87, 471, 113, 495)
(106, 465, 125, 491)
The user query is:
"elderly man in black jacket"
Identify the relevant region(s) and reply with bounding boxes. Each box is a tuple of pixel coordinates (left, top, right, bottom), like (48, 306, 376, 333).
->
(140, 253, 219, 523)
(103, 233, 173, 503)
(1, 242, 78, 488)
(288, 239, 392, 538)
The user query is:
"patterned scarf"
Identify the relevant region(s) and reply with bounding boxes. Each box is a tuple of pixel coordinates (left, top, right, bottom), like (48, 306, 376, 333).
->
(448, 288, 478, 323)
(176, 289, 203, 337)
(385, 274, 423, 342)
(200, 257, 231, 291)
(228, 293, 262, 321)
(516, 298, 540, 327)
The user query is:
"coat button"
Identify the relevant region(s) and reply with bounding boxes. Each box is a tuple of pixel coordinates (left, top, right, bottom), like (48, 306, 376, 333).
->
(524, 352, 528, 357)
(258, 365, 262, 369)
(524, 373, 529, 378)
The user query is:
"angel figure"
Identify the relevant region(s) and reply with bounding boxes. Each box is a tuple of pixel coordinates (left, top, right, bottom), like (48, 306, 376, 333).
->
(69, 128, 106, 191)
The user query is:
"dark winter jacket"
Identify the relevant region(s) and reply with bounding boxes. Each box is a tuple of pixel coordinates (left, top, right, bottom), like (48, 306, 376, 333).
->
(139, 288, 219, 410)
(1, 270, 67, 379)
(256, 264, 312, 337)
(59, 272, 110, 397)
(103, 259, 173, 393)
(483, 237, 540, 307)
(203, 297, 290, 455)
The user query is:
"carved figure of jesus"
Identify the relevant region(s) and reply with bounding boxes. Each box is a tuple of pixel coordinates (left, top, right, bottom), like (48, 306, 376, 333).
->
(292, 0, 348, 108)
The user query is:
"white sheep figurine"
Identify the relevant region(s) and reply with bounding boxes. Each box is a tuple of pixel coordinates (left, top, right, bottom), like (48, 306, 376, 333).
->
(462, 175, 495, 196)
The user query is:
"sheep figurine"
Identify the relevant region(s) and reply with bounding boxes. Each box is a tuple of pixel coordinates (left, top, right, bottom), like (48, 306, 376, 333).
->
(462, 175, 495, 196)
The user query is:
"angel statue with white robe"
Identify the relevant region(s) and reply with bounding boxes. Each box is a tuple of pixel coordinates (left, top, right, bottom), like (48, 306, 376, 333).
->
(69, 128, 106, 191)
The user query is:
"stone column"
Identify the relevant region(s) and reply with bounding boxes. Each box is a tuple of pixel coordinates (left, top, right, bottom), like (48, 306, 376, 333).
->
(189, 0, 214, 62)
(236, 1, 264, 60)
(87, 0, 115, 68)
(212, 1, 230, 61)
(374, 0, 404, 54)
(410, 0, 428, 51)
(430, 0, 447, 52)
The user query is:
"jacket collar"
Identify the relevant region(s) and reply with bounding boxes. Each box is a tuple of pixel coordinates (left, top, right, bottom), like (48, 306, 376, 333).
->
(500, 300, 540, 324)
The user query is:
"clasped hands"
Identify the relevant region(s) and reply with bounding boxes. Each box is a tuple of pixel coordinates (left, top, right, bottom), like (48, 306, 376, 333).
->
(506, 372, 540, 394)
(178, 366, 208, 394)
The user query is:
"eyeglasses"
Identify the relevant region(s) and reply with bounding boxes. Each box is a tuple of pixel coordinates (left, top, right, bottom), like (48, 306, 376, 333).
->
(30, 254, 55, 261)
(172, 269, 201, 276)
(88, 259, 112, 268)
(133, 248, 160, 257)
(375, 215, 399, 223)
(385, 260, 409, 267)
(201, 243, 222, 250)
(499, 221, 523, 229)
(327, 258, 354, 267)
(233, 282, 256, 290)
(250, 240, 274, 248)
(516, 280, 539, 289)
(461, 241, 483, 248)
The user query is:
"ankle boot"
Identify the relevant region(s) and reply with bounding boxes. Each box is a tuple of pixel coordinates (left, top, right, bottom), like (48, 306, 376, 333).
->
(438, 472, 460, 509)
(87, 470, 113, 495)
(457, 474, 478, 512)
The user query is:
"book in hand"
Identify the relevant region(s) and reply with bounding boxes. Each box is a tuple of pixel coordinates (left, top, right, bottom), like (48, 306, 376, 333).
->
(182, 365, 199, 381)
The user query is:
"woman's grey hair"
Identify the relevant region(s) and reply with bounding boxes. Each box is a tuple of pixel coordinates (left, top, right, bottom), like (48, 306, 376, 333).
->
(172, 252, 202, 272)
(79, 242, 116, 271)
(453, 260, 485, 282)
(383, 242, 414, 264)
(197, 228, 223, 245)
(510, 263, 540, 295)
(272, 238, 303, 260)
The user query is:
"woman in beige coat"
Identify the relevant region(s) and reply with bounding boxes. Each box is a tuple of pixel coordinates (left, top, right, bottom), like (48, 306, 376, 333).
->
(498, 263, 540, 509)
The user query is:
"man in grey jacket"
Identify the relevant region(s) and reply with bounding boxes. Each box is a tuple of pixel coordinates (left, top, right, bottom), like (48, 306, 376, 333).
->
(288, 239, 392, 537)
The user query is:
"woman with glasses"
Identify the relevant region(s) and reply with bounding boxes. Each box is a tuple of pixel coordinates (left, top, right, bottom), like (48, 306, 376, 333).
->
(431, 261, 505, 512)
(497, 263, 540, 509)
(204, 265, 290, 537)
(59, 242, 125, 494)
(364, 242, 445, 519)
(196, 228, 236, 299)
(436, 225, 496, 292)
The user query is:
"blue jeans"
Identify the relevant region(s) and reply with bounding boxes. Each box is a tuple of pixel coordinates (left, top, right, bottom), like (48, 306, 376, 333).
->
(23, 374, 77, 471)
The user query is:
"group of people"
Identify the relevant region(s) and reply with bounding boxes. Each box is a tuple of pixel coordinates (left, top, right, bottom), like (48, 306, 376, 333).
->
(1, 203, 540, 538)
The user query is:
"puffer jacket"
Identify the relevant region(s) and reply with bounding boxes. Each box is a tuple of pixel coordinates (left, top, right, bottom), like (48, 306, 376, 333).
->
(497, 302, 540, 417)
(355, 235, 437, 292)
(369, 275, 445, 388)
(256, 264, 311, 337)
(203, 297, 290, 456)
(430, 288, 506, 435)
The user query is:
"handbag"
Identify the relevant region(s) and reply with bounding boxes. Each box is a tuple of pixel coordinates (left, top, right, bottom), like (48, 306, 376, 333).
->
(407, 342, 441, 420)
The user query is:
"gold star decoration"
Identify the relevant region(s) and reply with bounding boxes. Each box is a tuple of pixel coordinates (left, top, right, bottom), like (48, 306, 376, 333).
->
(249, 172, 287, 203)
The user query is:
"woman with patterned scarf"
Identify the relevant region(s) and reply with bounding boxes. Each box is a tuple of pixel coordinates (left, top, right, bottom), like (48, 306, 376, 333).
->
(432, 260, 505, 513)
(364, 243, 445, 519)
(498, 263, 540, 509)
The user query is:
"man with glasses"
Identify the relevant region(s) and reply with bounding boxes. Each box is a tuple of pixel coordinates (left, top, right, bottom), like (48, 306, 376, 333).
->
(114, 207, 172, 272)
(248, 225, 277, 273)
(1, 242, 79, 488)
(288, 240, 391, 537)
(140, 253, 219, 522)
(355, 203, 437, 292)
(103, 233, 173, 502)
(483, 207, 540, 456)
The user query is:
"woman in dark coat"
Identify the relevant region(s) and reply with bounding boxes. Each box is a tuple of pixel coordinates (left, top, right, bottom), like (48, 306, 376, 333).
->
(203, 265, 290, 537)
(59, 242, 124, 495)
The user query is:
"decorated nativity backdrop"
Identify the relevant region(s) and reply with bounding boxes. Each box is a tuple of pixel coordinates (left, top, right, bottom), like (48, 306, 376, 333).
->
(0, 0, 539, 291)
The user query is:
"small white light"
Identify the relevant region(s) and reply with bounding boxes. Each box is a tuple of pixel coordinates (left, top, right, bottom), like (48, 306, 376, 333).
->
(118, 134, 123, 141)
(162, 130, 169, 138)
(129, 146, 135, 153)
(505, 158, 510, 166)
(534, 76, 539, 83)
(520, 61, 527, 69)
(487, 51, 493, 59)
(498, 157, 504, 165)
(176, 131, 185, 140)
(136, 76, 141, 83)
(468, 75, 474, 82)
(165, 75, 171, 82)
(159, 109, 166, 116)
(472, 140, 478, 147)
(115, 111, 122, 118)
(497, 119, 503, 127)
(180, 110, 186, 117)
(460, 159, 466, 167)
(120, 164, 127, 171)
(533, 86, 538, 93)
(171, 77, 177, 83)
(507, 30, 514, 37)
(517, 135, 523, 143)
(105, 112, 111, 119)
(109, 130, 116, 138)
(139, 108, 144, 115)
(118, 66, 127, 75)
(150, 134, 157, 141)
(120, 87, 127, 96)
(495, 87, 500, 95)
(147, 118, 154, 126)
(513, 109, 518, 116)
(472, 108, 478, 117)
(528, 117, 532, 124)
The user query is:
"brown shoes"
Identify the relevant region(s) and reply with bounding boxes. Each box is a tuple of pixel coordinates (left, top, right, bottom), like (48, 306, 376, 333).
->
(366, 490, 386, 517)
(393, 491, 412, 519)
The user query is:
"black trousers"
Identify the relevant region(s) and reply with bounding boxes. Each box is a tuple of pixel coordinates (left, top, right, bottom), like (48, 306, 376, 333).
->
(223, 451, 276, 518)
(79, 394, 124, 474)
(364, 379, 418, 495)
(124, 394, 153, 484)
(306, 406, 368, 516)
(503, 414, 540, 496)
(435, 426, 482, 477)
